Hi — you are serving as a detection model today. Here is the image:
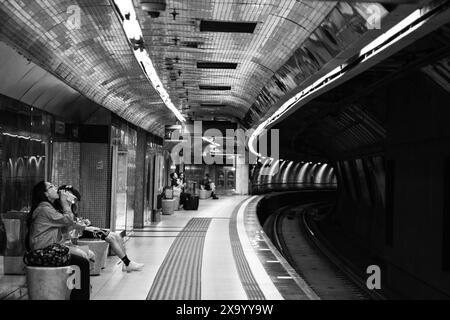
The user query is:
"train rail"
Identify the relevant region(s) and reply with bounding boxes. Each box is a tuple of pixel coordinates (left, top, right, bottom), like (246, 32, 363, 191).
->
(263, 201, 383, 300)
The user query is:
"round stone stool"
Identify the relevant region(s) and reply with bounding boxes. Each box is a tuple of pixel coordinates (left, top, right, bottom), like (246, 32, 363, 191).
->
(77, 239, 109, 275)
(199, 189, 212, 199)
(162, 199, 175, 215)
(26, 265, 74, 300)
(173, 197, 181, 211)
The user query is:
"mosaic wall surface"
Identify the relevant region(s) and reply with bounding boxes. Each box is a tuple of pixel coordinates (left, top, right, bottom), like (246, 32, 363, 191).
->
(51, 142, 81, 192)
(79, 143, 110, 228)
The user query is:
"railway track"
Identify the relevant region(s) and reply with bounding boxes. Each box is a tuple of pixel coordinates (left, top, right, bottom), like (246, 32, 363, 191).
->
(264, 202, 381, 300)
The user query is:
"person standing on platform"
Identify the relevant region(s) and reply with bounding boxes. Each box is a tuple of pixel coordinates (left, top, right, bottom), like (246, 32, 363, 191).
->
(178, 172, 187, 192)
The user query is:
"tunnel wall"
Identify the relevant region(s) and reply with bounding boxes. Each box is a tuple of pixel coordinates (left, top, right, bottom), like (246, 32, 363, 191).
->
(0, 136, 3, 254)
(333, 71, 450, 298)
(256, 190, 336, 227)
(334, 155, 386, 251)
(251, 159, 337, 194)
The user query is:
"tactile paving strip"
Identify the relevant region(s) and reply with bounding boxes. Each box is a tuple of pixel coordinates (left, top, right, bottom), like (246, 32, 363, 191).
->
(146, 218, 211, 300)
(229, 198, 266, 300)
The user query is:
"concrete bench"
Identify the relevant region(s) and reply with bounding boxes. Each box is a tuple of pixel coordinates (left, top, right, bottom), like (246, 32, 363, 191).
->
(173, 197, 181, 211)
(3, 256, 25, 275)
(162, 198, 175, 215)
(1, 211, 28, 275)
(199, 189, 212, 199)
(77, 239, 109, 275)
(0, 256, 27, 300)
(26, 265, 80, 300)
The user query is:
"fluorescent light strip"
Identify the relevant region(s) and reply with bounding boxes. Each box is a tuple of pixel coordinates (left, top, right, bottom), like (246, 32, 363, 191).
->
(248, 5, 438, 158)
(113, 0, 185, 123)
(2, 132, 43, 142)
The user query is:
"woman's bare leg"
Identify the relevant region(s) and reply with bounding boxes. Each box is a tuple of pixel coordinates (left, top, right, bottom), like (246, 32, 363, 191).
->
(105, 232, 143, 271)
(105, 232, 126, 259)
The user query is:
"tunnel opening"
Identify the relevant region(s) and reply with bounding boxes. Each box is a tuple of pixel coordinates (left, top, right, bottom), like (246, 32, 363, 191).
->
(267, 21, 450, 299)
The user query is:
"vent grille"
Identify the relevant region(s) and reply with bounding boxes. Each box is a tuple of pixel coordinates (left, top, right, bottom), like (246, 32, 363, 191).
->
(200, 103, 227, 108)
(181, 41, 202, 49)
(199, 85, 231, 91)
(200, 20, 257, 33)
(197, 62, 238, 69)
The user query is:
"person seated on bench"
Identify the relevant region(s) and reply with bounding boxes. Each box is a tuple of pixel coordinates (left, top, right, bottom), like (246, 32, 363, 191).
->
(200, 174, 219, 199)
(178, 172, 186, 192)
(170, 172, 187, 209)
(170, 172, 181, 189)
(27, 181, 91, 300)
(55, 185, 144, 273)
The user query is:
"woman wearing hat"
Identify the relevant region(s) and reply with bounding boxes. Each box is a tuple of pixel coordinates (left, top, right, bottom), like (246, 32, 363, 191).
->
(27, 181, 91, 300)
(56, 185, 144, 273)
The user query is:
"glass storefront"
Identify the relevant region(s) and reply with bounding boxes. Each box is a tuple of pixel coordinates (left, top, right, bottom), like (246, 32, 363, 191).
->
(0, 97, 52, 214)
(111, 122, 137, 233)
(144, 138, 166, 225)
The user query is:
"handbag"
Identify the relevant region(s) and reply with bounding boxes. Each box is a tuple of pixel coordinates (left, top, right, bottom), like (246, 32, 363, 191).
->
(23, 243, 71, 267)
(173, 187, 182, 198)
(163, 186, 174, 199)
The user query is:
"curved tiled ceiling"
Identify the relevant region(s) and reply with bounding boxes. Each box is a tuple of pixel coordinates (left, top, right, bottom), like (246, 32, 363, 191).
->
(0, 0, 425, 136)
(135, 0, 408, 126)
(136, 0, 338, 122)
(0, 0, 175, 136)
(274, 19, 450, 162)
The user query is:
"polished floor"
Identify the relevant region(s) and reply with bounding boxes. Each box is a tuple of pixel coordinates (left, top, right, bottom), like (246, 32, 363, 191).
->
(1, 195, 315, 300)
(93, 196, 261, 300)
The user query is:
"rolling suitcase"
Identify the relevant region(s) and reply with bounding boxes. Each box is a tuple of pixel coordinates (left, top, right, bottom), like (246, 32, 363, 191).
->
(185, 194, 199, 210)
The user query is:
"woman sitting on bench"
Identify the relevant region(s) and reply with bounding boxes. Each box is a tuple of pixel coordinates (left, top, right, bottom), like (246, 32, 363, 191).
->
(170, 172, 187, 209)
(27, 181, 91, 300)
(56, 185, 144, 273)
(200, 174, 219, 199)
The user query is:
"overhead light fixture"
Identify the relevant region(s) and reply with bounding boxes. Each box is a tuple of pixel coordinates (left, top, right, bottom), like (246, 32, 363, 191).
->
(248, 3, 444, 158)
(113, 0, 185, 123)
(141, 0, 167, 18)
(131, 37, 145, 51)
